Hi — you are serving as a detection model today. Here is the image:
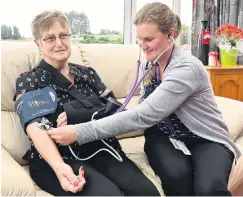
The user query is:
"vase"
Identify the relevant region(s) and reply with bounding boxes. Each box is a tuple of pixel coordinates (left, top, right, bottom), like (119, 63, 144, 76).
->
(220, 49, 238, 67)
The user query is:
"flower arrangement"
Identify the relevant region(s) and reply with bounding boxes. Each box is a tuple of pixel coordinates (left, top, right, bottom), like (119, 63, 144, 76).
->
(214, 24, 243, 52)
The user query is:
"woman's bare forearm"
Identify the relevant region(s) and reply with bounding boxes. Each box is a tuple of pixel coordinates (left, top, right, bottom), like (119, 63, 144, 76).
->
(26, 123, 64, 171)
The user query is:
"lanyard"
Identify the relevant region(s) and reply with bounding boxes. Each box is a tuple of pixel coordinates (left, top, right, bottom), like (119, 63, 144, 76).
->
(155, 45, 175, 86)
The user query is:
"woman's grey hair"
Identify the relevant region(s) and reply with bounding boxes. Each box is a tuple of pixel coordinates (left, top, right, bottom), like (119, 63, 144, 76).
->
(134, 2, 181, 39)
(31, 10, 71, 39)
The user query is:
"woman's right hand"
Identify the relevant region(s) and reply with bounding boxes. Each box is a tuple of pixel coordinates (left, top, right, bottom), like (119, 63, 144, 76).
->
(54, 163, 86, 193)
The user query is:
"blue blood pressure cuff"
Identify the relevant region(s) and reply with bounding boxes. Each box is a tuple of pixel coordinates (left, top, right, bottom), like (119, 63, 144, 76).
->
(15, 87, 57, 130)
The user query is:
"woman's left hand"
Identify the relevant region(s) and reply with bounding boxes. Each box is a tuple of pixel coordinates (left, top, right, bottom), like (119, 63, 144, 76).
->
(47, 125, 77, 146)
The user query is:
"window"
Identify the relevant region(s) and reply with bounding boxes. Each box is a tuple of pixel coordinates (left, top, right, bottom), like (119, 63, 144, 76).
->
(136, 0, 173, 11)
(1, 0, 193, 46)
(1, 0, 124, 44)
(129, 0, 181, 44)
(180, 0, 192, 53)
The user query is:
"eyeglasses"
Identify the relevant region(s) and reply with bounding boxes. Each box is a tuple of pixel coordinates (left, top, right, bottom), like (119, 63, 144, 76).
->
(42, 33, 71, 44)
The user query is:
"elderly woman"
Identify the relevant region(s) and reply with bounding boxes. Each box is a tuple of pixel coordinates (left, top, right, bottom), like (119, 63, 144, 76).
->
(48, 3, 241, 196)
(14, 10, 159, 196)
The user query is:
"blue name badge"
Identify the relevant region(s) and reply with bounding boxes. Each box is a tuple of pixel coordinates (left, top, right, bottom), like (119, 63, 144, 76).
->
(15, 87, 57, 129)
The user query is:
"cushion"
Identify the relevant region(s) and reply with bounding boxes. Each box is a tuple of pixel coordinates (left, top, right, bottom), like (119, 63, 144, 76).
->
(79, 44, 146, 98)
(228, 155, 243, 195)
(215, 96, 243, 141)
(1, 147, 35, 196)
(35, 189, 53, 196)
(235, 136, 243, 153)
(1, 111, 30, 165)
(22, 166, 53, 196)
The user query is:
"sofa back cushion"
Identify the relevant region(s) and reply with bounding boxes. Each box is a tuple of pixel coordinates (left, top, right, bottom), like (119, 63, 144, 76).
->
(79, 44, 146, 98)
(1, 42, 83, 164)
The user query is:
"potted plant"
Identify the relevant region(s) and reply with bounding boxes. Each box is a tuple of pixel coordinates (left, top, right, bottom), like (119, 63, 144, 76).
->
(214, 24, 243, 67)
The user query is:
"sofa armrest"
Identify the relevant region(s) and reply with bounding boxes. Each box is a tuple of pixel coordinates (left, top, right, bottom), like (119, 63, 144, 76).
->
(228, 155, 243, 196)
(235, 135, 243, 153)
(228, 136, 243, 196)
(236, 130, 243, 140)
(1, 146, 36, 196)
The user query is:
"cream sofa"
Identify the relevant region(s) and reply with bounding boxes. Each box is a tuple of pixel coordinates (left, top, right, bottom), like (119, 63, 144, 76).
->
(1, 42, 243, 196)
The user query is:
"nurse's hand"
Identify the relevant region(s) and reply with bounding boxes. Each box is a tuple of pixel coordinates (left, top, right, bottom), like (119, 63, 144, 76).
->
(47, 125, 77, 146)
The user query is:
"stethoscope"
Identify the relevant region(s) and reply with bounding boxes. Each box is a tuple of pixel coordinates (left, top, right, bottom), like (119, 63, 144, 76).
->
(116, 36, 175, 112)
(69, 36, 175, 162)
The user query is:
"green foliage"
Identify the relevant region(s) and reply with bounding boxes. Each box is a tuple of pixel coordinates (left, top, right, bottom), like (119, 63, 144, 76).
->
(1, 25, 21, 40)
(65, 11, 90, 35)
(180, 24, 191, 45)
(1, 25, 9, 39)
(181, 24, 189, 32)
(72, 34, 123, 44)
(12, 25, 21, 40)
(99, 29, 120, 35)
(8, 26, 12, 39)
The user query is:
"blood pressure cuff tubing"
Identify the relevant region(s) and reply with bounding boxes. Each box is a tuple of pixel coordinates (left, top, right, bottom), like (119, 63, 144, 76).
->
(15, 87, 57, 130)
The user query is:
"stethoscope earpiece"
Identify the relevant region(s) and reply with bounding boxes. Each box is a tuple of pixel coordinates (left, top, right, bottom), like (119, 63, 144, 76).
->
(169, 36, 174, 42)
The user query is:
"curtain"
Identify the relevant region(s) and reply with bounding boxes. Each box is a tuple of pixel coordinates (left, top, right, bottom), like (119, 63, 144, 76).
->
(237, 0, 243, 64)
(191, 0, 243, 64)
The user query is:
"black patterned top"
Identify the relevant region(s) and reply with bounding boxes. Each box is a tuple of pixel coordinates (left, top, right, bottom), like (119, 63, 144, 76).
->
(143, 77, 200, 140)
(14, 59, 123, 162)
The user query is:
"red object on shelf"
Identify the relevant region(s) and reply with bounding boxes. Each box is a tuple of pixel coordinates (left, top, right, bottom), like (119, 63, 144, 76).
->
(202, 30, 210, 45)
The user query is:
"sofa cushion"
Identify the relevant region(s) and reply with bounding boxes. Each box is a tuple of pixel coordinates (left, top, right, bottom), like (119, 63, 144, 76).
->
(1, 111, 30, 165)
(215, 96, 243, 141)
(231, 134, 243, 195)
(22, 165, 53, 196)
(79, 44, 146, 98)
(228, 155, 243, 195)
(35, 189, 53, 196)
(235, 136, 243, 153)
(1, 147, 35, 196)
(1, 42, 83, 112)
